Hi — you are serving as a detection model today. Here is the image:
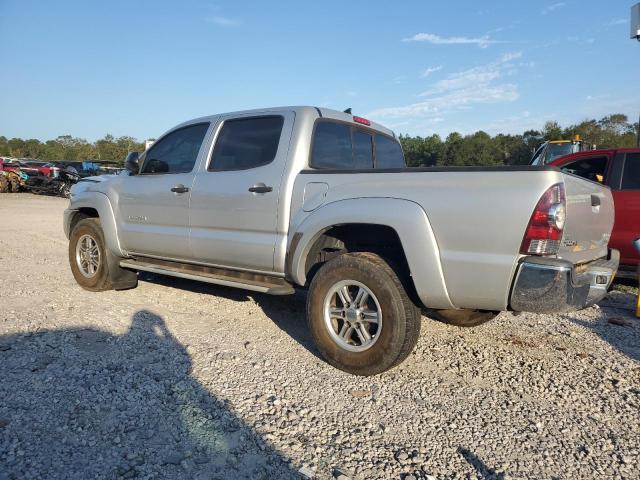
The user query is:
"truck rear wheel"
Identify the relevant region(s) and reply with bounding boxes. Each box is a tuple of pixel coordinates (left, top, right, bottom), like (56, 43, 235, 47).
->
(307, 252, 421, 376)
(68, 218, 113, 291)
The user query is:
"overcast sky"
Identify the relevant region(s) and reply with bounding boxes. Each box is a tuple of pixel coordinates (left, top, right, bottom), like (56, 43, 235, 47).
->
(1, 0, 638, 141)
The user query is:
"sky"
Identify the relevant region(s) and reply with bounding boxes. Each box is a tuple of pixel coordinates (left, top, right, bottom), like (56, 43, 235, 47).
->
(1, 0, 639, 141)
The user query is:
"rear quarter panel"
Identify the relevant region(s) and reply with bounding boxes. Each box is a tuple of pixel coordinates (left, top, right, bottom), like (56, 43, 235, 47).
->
(290, 169, 565, 311)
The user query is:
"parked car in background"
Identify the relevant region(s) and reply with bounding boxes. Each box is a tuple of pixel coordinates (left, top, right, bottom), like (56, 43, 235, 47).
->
(548, 148, 640, 278)
(64, 106, 618, 375)
(0, 158, 29, 192)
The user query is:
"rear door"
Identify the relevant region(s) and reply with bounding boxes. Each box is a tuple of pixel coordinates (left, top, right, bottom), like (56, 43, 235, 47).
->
(117, 122, 210, 259)
(188, 112, 294, 272)
(609, 152, 640, 265)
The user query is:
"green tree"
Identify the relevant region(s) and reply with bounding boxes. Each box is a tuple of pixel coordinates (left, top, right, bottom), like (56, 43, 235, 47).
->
(542, 121, 563, 140)
(440, 132, 464, 166)
(400, 134, 443, 167)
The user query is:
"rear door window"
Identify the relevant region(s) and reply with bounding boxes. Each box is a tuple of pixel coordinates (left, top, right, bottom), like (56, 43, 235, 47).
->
(375, 135, 405, 169)
(209, 116, 284, 171)
(621, 153, 640, 190)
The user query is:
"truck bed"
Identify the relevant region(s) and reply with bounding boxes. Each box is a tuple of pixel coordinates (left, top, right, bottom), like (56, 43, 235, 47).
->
(290, 166, 614, 311)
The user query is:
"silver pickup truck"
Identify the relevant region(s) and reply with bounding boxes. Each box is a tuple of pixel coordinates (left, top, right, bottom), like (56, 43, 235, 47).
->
(64, 106, 619, 375)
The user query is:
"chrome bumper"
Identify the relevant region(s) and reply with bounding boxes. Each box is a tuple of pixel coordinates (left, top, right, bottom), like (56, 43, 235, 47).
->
(510, 249, 619, 313)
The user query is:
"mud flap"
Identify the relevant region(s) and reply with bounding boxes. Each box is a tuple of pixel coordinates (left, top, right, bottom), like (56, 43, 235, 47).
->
(105, 250, 138, 290)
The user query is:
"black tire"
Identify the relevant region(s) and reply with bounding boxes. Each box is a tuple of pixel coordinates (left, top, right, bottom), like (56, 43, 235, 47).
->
(307, 252, 421, 376)
(68, 218, 113, 292)
(432, 309, 497, 327)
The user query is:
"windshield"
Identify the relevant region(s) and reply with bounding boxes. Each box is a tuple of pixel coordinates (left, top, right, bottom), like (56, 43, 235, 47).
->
(543, 143, 574, 164)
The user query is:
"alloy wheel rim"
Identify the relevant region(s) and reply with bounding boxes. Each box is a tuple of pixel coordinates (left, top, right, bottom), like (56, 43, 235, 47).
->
(323, 280, 382, 352)
(75, 234, 101, 278)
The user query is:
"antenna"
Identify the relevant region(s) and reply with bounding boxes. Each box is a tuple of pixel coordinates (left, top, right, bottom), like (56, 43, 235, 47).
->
(343, 108, 352, 114)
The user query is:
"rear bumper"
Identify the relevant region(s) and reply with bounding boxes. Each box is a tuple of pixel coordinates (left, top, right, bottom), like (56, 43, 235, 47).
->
(510, 249, 619, 313)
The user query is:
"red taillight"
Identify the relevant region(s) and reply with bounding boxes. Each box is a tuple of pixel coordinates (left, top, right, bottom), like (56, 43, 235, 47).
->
(520, 183, 566, 255)
(353, 116, 371, 126)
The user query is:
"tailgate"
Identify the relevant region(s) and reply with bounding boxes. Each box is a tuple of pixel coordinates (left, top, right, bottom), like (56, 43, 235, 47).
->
(558, 173, 615, 264)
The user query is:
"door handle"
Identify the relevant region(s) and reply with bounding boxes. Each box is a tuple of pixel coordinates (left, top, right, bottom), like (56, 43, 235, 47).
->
(248, 183, 273, 194)
(171, 185, 190, 193)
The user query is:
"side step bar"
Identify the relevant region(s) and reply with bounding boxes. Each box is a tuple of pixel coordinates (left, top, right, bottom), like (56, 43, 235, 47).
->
(119, 257, 295, 295)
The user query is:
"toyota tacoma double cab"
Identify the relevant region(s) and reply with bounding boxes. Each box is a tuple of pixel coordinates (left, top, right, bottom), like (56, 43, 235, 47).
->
(64, 107, 619, 375)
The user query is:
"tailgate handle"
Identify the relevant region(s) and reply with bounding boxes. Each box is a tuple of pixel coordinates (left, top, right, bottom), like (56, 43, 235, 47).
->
(591, 194, 600, 207)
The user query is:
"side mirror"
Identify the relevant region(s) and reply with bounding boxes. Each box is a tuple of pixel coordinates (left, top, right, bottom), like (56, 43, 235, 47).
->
(124, 152, 140, 175)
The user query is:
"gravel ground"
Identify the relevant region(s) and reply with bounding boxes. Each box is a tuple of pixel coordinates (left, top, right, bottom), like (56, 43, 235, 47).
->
(0, 193, 639, 480)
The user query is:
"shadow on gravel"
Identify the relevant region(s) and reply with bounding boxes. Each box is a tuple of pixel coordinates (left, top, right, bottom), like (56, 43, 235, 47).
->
(457, 447, 505, 480)
(567, 290, 640, 362)
(140, 273, 321, 359)
(0, 310, 298, 479)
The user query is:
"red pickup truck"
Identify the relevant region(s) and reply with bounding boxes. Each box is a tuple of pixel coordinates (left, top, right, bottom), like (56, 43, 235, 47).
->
(548, 148, 640, 278)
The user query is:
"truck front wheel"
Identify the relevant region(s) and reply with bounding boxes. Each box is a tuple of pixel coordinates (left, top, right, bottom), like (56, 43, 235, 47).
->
(68, 218, 113, 291)
(307, 252, 421, 376)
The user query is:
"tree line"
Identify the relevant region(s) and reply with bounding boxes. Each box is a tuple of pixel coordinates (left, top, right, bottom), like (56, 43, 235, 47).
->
(0, 134, 147, 165)
(1, 113, 638, 166)
(400, 113, 638, 167)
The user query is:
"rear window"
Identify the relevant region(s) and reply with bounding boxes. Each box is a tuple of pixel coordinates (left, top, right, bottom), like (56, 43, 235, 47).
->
(310, 122, 353, 169)
(352, 131, 374, 169)
(310, 121, 404, 170)
(375, 135, 405, 169)
(621, 153, 640, 190)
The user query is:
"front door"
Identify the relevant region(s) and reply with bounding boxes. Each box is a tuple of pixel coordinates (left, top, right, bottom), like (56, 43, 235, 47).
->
(188, 112, 294, 272)
(117, 122, 211, 260)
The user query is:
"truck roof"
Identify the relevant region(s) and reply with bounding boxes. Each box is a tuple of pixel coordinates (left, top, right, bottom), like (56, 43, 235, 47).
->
(172, 106, 395, 139)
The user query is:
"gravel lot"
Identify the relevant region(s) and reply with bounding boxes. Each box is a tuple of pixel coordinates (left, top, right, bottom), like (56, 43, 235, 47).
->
(1, 194, 639, 480)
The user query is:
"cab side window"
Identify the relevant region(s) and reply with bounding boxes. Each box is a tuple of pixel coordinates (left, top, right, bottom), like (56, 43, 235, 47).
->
(141, 123, 209, 174)
(621, 153, 640, 190)
(560, 156, 608, 183)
